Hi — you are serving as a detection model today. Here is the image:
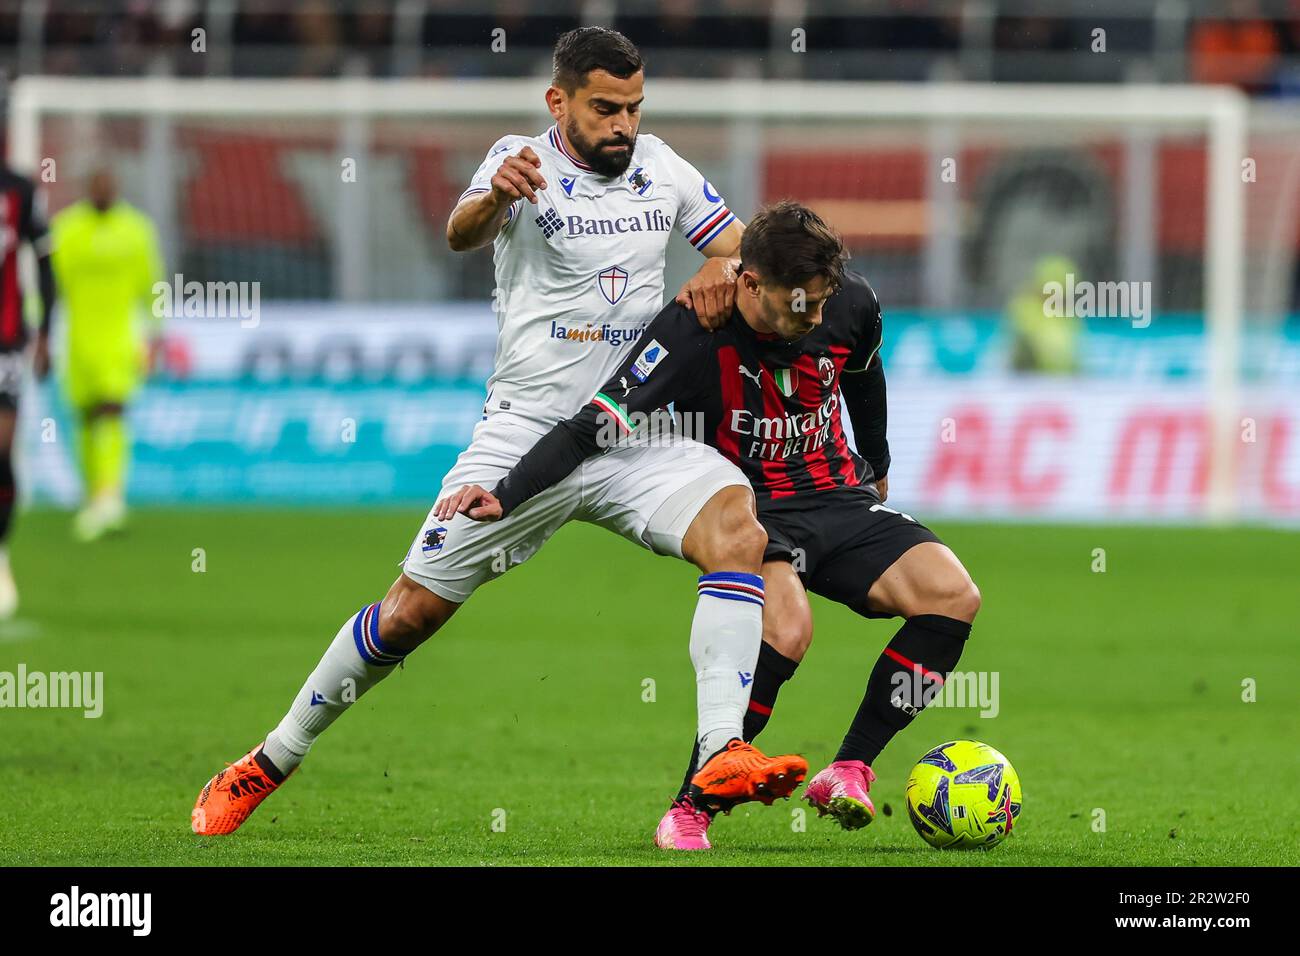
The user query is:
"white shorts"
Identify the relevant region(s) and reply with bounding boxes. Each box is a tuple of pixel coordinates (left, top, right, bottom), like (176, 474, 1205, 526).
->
(401, 414, 750, 603)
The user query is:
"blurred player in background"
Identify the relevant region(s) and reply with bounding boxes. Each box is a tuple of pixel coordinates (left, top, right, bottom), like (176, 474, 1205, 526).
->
(50, 167, 164, 542)
(1007, 255, 1082, 374)
(0, 161, 55, 618)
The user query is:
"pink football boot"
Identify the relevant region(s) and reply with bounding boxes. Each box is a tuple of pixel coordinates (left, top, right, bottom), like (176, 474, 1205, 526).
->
(655, 799, 713, 850)
(803, 760, 877, 830)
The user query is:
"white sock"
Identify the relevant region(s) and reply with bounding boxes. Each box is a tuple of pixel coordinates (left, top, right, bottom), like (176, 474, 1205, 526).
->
(691, 572, 765, 768)
(262, 602, 407, 775)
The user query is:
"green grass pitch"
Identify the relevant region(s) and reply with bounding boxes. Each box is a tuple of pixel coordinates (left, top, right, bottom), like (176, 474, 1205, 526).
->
(1, 508, 1296, 866)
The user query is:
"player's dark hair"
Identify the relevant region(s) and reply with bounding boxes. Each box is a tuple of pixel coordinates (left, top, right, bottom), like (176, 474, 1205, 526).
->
(740, 200, 848, 291)
(552, 27, 645, 93)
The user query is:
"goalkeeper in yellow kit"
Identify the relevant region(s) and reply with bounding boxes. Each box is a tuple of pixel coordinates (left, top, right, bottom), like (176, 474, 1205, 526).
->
(47, 169, 163, 541)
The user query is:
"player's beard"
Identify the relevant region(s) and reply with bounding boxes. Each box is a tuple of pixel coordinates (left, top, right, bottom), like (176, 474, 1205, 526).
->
(566, 118, 636, 178)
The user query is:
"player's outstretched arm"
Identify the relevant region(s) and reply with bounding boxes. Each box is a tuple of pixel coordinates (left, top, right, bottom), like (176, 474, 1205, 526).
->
(434, 484, 504, 522)
(662, 137, 744, 328)
(842, 352, 890, 494)
(455, 304, 709, 522)
(675, 214, 745, 330)
(699, 217, 744, 259)
(674, 255, 740, 330)
(840, 277, 891, 493)
(446, 145, 547, 252)
(445, 411, 603, 522)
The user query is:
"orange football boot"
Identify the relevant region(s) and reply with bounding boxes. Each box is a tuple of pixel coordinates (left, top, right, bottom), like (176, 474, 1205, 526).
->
(690, 739, 808, 813)
(191, 742, 290, 835)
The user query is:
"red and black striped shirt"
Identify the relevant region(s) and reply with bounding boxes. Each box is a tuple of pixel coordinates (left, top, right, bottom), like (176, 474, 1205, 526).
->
(495, 270, 890, 515)
(0, 167, 51, 351)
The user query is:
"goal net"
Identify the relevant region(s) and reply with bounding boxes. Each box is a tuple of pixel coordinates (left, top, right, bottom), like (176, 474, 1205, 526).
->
(11, 76, 1297, 522)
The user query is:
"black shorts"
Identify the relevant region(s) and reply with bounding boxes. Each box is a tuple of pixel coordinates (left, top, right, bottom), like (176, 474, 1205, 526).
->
(0, 349, 23, 411)
(759, 485, 942, 619)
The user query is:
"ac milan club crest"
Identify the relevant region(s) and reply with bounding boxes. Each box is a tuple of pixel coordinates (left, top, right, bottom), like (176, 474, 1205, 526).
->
(598, 266, 629, 304)
(818, 355, 835, 386)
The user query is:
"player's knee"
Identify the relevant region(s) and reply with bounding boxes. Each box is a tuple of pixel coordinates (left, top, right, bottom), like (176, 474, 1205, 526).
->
(763, 616, 812, 661)
(378, 580, 456, 651)
(686, 486, 767, 572)
(720, 509, 767, 570)
(378, 601, 429, 650)
(921, 573, 980, 623)
(955, 578, 981, 622)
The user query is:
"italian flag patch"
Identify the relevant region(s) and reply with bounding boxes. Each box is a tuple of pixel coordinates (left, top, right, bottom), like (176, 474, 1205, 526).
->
(773, 368, 798, 397)
(592, 392, 635, 433)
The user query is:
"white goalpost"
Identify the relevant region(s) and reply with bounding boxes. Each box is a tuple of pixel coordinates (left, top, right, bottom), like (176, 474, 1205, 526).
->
(9, 76, 1254, 519)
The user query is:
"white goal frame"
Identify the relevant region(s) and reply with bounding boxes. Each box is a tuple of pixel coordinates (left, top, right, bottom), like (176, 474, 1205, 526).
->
(8, 76, 1249, 519)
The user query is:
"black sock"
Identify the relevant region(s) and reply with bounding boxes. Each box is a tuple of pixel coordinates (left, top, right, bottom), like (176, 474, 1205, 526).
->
(253, 747, 287, 785)
(742, 641, 800, 741)
(676, 741, 702, 806)
(835, 614, 972, 766)
(674, 642, 800, 806)
(0, 452, 13, 544)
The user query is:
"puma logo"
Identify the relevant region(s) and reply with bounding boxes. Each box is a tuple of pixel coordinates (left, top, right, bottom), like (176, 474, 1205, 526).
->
(738, 364, 762, 386)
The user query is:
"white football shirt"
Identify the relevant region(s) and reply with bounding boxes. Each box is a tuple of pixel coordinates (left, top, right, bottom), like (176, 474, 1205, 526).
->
(458, 124, 735, 431)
